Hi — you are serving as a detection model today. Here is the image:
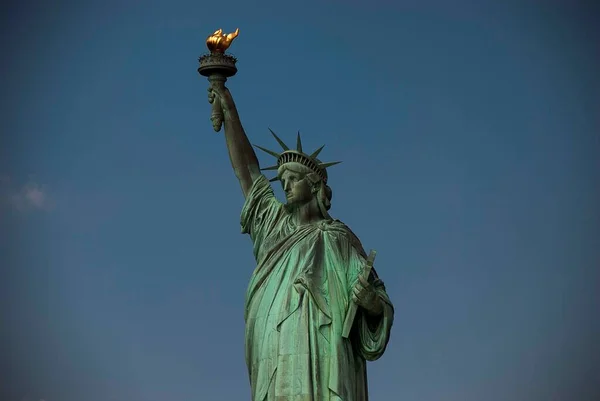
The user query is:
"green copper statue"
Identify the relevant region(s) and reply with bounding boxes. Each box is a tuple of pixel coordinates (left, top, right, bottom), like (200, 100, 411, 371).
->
(199, 29, 394, 401)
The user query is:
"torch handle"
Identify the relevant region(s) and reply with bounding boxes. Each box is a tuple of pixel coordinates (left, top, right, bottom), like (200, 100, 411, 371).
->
(208, 75, 227, 132)
(211, 97, 223, 132)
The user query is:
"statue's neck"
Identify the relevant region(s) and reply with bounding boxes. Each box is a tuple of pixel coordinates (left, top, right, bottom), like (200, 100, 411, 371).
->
(288, 199, 323, 226)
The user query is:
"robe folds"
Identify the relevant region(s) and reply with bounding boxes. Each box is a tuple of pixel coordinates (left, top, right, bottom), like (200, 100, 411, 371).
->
(241, 175, 394, 401)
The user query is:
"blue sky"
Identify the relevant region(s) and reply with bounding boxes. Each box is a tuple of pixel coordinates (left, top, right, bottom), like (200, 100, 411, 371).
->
(1, 0, 598, 400)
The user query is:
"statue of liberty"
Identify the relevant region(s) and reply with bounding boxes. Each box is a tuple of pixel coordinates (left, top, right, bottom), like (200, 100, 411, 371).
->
(201, 31, 394, 400)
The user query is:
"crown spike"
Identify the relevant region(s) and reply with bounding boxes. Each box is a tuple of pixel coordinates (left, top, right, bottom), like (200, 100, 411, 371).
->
(260, 165, 279, 171)
(268, 128, 289, 151)
(309, 145, 325, 159)
(296, 131, 303, 153)
(319, 161, 342, 169)
(254, 144, 280, 158)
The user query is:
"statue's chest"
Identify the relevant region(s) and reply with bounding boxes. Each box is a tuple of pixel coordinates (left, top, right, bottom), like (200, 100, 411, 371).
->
(260, 217, 297, 256)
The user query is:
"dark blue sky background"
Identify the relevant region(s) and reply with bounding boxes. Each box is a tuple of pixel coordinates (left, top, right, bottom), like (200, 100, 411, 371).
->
(1, 0, 598, 400)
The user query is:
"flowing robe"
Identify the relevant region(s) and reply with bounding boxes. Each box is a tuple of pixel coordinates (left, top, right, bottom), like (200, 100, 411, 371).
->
(241, 175, 394, 401)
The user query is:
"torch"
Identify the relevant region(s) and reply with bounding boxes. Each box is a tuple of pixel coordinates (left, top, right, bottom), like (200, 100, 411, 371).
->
(198, 28, 240, 132)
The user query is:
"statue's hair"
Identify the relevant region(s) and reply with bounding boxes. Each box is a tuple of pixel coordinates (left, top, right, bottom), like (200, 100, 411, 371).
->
(277, 163, 333, 211)
(277, 162, 312, 178)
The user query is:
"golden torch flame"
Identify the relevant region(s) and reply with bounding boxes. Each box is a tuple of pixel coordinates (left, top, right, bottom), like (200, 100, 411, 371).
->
(206, 28, 239, 53)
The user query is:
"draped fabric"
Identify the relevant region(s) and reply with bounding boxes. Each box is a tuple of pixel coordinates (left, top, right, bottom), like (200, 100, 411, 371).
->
(241, 175, 394, 401)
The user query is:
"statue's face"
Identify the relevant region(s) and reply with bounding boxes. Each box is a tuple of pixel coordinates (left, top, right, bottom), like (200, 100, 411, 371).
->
(280, 169, 313, 205)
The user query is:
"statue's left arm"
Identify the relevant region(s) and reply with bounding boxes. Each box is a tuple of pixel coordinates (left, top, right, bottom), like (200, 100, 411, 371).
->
(353, 273, 394, 361)
(343, 236, 394, 361)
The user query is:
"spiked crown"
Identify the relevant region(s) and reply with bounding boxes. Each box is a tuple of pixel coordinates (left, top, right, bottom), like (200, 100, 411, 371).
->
(255, 129, 342, 184)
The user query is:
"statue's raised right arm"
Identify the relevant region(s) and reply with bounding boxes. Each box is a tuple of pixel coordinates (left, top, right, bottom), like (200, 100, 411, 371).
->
(208, 84, 261, 197)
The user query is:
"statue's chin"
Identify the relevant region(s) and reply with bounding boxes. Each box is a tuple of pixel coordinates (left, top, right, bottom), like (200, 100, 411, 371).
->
(285, 197, 300, 208)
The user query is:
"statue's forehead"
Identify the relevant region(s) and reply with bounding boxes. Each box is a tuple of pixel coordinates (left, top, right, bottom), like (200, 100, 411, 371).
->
(280, 169, 299, 180)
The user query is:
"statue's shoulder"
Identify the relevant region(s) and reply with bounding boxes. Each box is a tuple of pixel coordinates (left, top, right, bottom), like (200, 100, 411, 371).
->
(319, 219, 366, 256)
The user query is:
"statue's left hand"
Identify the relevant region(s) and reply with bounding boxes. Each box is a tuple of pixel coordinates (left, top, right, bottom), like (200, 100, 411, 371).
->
(352, 275, 383, 316)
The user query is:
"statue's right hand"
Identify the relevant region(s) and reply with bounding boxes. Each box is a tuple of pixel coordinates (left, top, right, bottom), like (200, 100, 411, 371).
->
(207, 85, 233, 115)
(207, 86, 216, 105)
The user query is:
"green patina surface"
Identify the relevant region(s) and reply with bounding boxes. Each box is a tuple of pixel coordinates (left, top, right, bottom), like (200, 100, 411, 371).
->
(241, 174, 393, 400)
